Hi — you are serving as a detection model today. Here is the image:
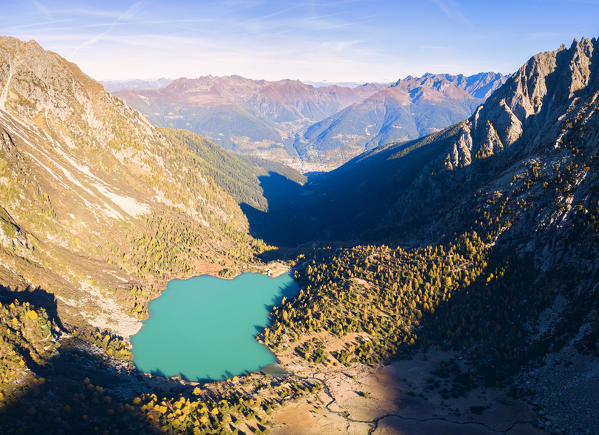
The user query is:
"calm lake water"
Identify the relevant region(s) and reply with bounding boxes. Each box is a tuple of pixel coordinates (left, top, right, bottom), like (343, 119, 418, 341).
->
(130, 272, 298, 381)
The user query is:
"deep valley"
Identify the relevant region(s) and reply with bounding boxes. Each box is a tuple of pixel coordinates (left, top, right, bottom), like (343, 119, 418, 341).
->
(0, 24, 598, 435)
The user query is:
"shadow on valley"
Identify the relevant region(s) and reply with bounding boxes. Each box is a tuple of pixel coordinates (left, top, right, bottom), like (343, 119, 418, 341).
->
(240, 136, 513, 248)
(265, 280, 300, 312)
(240, 171, 320, 246)
(240, 47, 593, 250)
(0, 337, 166, 434)
(0, 284, 65, 330)
(0, 286, 183, 433)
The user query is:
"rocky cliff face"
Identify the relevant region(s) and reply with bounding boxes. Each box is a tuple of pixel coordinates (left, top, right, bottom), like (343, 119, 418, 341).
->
(320, 38, 599, 239)
(0, 37, 259, 336)
(445, 38, 597, 169)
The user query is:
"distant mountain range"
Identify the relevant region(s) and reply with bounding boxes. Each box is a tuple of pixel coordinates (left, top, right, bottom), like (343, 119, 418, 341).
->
(101, 78, 173, 92)
(304, 81, 366, 88)
(294, 72, 507, 164)
(114, 73, 506, 169)
(114, 76, 385, 169)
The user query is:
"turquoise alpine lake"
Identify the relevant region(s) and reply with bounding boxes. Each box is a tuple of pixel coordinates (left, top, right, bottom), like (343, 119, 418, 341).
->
(130, 272, 298, 381)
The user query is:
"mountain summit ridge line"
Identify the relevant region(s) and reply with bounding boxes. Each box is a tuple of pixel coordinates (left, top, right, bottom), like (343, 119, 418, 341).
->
(113, 72, 506, 169)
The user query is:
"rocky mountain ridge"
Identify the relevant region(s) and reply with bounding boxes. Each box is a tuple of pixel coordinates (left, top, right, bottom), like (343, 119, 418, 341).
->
(445, 39, 597, 169)
(270, 38, 597, 246)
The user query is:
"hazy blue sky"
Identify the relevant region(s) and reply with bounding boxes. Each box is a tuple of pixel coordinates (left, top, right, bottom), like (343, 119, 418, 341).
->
(2, 0, 598, 82)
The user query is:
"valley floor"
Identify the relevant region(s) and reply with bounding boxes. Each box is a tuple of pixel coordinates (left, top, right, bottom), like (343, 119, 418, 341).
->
(271, 350, 546, 434)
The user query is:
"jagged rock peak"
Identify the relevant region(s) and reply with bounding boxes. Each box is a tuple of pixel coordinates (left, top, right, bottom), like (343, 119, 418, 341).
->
(0, 35, 120, 130)
(388, 72, 506, 98)
(444, 37, 599, 170)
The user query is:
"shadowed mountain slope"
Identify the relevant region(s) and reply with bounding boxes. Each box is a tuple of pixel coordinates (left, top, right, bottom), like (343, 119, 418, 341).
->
(248, 38, 599, 251)
(254, 38, 599, 434)
(159, 128, 306, 212)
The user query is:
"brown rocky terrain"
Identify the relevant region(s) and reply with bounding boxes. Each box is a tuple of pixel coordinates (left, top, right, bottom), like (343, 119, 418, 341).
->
(271, 350, 544, 435)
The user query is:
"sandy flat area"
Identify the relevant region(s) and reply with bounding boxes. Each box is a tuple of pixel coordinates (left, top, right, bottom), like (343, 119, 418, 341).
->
(272, 350, 546, 434)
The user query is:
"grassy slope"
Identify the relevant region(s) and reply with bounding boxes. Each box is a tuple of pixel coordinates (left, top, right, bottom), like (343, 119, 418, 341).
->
(160, 128, 305, 212)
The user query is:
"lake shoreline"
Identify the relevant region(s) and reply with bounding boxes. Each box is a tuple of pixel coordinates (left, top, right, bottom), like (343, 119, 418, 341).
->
(131, 271, 299, 382)
(215, 261, 291, 280)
